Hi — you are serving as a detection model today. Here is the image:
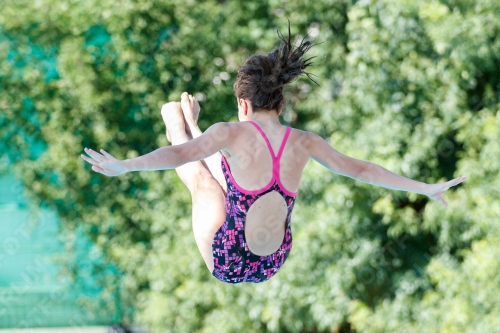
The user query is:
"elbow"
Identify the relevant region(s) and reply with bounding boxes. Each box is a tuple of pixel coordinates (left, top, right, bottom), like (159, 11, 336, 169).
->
(355, 161, 375, 184)
(175, 148, 191, 167)
(163, 145, 188, 169)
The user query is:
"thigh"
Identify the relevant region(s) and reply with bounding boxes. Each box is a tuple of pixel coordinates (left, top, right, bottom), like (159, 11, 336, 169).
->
(190, 173, 226, 274)
(200, 158, 227, 195)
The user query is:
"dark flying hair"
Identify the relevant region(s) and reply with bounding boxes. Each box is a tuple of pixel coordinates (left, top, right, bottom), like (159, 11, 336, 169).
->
(233, 20, 318, 113)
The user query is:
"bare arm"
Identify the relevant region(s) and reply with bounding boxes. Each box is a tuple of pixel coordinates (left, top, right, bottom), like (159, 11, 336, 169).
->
(80, 121, 230, 176)
(81, 101, 231, 176)
(359, 161, 427, 195)
(123, 122, 231, 172)
(306, 132, 427, 195)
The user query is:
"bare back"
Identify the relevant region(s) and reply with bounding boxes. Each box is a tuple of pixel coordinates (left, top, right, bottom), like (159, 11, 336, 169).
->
(219, 121, 310, 256)
(221, 121, 310, 194)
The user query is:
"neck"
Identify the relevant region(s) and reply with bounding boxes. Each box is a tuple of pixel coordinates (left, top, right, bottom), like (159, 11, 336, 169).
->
(250, 110, 281, 125)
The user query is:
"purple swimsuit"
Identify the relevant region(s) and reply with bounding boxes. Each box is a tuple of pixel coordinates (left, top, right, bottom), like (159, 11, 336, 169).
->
(211, 121, 298, 284)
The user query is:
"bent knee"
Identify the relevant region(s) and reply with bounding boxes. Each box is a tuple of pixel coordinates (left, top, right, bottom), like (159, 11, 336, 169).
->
(193, 173, 225, 194)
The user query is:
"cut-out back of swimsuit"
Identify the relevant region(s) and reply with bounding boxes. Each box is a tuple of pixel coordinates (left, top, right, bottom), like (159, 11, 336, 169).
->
(211, 121, 298, 284)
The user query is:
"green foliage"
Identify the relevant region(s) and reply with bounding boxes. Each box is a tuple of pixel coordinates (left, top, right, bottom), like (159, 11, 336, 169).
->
(1, 0, 499, 332)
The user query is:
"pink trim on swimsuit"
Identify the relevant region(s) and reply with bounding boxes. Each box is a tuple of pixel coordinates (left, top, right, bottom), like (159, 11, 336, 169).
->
(221, 121, 298, 197)
(211, 120, 299, 284)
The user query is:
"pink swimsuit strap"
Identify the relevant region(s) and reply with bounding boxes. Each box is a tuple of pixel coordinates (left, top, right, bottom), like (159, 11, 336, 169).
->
(248, 120, 291, 181)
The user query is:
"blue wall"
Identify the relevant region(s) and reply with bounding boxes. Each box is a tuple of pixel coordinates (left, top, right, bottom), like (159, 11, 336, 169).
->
(0, 173, 118, 328)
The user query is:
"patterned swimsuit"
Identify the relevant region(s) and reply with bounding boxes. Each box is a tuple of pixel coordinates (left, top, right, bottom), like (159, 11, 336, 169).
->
(211, 121, 298, 284)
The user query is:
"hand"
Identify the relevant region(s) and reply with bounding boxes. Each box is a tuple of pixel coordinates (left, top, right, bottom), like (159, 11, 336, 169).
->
(80, 148, 128, 177)
(423, 176, 468, 208)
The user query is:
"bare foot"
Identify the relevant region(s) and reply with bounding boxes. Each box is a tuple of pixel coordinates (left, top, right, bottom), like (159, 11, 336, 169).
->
(180, 92, 200, 137)
(161, 102, 186, 143)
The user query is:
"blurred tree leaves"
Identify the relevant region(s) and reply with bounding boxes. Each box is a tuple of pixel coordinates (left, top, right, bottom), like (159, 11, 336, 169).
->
(1, 0, 499, 332)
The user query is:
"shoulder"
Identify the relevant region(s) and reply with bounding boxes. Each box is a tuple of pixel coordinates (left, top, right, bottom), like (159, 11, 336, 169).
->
(209, 121, 246, 131)
(288, 127, 323, 148)
(205, 122, 234, 138)
(210, 121, 255, 138)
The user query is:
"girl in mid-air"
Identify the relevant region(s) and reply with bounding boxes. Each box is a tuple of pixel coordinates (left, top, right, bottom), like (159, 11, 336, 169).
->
(80, 24, 467, 284)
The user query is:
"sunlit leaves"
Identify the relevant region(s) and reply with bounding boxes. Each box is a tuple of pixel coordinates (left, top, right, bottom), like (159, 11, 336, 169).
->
(1, 0, 499, 331)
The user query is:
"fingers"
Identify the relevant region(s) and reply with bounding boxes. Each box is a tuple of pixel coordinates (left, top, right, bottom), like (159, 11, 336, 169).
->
(81, 148, 113, 176)
(451, 175, 467, 185)
(80, 154, 98, 165)
(84, 148, 106, 163)
(432, 192, 447, 208)
(437, 194, 448, 208)
(438, 175, 468, 192)
(443, 176, 468, 191)
(81, 154, 104, 173)
(99, 149, 114, 159)
(427, 176, 467, 208)
(80, 153, 103, 172)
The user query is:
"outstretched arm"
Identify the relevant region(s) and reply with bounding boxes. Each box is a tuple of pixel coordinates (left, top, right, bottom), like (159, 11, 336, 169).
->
(306, 132, 467, 207)
(81, 102, 231, 176)
(123, 121, 230, 172)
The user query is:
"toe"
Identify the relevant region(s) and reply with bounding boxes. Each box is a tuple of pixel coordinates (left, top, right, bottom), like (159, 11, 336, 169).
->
(180, 93, 190, 112)
(181, 92, 190, 107)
